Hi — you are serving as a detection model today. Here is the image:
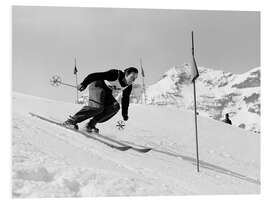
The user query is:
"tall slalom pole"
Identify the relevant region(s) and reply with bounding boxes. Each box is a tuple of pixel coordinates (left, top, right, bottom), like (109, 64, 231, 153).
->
(192, 31, 200, 172)
(193, 80, 200, 172)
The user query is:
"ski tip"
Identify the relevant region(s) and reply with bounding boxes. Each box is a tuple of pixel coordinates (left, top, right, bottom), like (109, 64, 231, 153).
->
(138, 148, 152, 153)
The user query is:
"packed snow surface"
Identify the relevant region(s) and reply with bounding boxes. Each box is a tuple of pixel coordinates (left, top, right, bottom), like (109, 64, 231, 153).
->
(12, 92, 260, 198)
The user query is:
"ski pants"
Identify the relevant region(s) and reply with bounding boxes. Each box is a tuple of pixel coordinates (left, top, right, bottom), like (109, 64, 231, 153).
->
(72, 81, 120, 126)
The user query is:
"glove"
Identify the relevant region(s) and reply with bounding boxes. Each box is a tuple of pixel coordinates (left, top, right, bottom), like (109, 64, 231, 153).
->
(77, 84, 86, 91)
(122, 114, 129, 121)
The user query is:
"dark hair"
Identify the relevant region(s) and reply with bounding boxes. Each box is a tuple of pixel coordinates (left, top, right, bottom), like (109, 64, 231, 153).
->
(124, 67, 138, 75)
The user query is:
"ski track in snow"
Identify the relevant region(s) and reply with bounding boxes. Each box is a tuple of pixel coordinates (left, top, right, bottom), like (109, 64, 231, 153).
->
(12, 92, 260, 197)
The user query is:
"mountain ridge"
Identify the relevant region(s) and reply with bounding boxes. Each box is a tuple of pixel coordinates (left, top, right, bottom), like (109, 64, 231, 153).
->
(144, 64, 260, 133)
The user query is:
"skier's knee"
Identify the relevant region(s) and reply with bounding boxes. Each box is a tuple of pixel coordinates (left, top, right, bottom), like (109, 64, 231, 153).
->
(84, 105, 105, 114)
(96, 105, 105, 113)
(113, 103, 120, 112)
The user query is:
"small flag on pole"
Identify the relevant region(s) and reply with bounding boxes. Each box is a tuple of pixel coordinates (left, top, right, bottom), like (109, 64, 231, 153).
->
(74, 66, 78, 75)
(74, 57, 79, 104)
(74, 58, 78, 75)
(141, 66, 145, 78)
(140, 58, 145, 78)
(191, 31, 199, 83)
(191, 55, 199, 82)
(140, 58, 147, 104)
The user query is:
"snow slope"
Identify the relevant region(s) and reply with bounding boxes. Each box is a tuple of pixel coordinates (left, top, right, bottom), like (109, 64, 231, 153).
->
(12, 92, 260, 198)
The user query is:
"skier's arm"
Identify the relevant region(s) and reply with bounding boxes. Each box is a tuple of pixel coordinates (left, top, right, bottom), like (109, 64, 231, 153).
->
(79, 69, 119, 90)
(121, 85, 132, 120)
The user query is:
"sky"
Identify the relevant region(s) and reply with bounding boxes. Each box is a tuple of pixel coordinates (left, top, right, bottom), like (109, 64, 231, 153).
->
(12, 6, 260, 103)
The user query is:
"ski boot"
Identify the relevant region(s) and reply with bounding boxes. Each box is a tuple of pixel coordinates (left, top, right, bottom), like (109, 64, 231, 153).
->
(86, 119, 99, 133)
(86, 126, 99, 134)
(63, 116, 79, 130)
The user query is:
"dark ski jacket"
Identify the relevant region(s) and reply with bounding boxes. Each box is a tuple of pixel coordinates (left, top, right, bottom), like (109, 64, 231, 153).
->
(80, 69, 132, 118)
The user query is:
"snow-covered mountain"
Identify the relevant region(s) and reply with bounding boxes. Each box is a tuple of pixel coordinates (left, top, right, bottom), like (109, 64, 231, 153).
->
(12, 92, 260, 197)
(144, 64, 260, 133)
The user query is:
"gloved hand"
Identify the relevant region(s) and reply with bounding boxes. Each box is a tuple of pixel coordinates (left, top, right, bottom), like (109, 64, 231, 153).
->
(77, 84, 86, 91)
(122, 114, 129, 121)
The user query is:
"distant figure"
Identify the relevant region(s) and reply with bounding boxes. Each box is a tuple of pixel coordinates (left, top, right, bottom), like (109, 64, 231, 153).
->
(223, 113, 232, 125)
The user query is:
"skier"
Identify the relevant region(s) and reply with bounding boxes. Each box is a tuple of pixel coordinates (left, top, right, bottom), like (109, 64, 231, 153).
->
(63, 67, 138, 133)
(223, 113, 232, 125)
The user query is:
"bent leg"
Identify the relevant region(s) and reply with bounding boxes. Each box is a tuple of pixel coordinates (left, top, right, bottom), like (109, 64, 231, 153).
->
(71, 105, 104, 123)
(68, 84, 106, 124)
(88, 102, 120, 127)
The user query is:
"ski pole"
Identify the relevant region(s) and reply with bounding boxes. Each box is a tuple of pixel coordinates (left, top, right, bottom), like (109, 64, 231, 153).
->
(50, 75, 77, 89)
(60, 82, 77, 88)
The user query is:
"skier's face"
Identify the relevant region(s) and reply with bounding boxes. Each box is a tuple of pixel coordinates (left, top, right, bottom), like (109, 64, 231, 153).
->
(125, 72, 138, 85)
